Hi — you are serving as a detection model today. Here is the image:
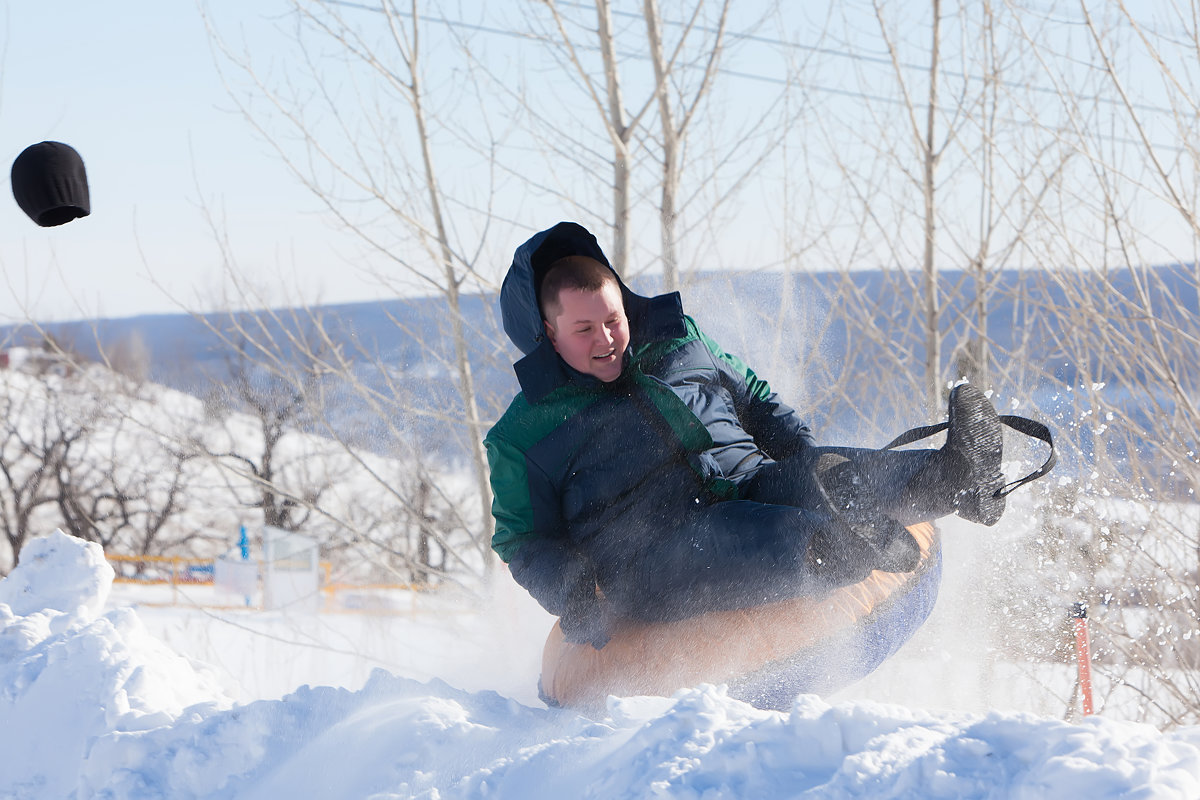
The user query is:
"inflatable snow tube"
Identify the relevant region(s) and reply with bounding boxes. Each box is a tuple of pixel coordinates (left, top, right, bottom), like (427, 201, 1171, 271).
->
(539, 521, 940, 712)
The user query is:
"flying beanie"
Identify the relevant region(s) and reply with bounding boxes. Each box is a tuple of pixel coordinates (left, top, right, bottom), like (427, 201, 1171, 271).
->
(11, 141, 91, 227)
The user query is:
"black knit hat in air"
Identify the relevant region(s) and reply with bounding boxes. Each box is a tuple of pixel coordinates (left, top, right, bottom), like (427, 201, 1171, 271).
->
(11, 141, 91, 227)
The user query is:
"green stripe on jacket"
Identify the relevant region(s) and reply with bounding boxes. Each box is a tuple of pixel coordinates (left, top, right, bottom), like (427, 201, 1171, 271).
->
(486, 383, 599, 562)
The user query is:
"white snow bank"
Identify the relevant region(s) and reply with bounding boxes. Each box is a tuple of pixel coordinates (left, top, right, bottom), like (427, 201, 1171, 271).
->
(3, 532, 1200, 799)
(75, 676, 1200, 799)
(0, 532, 233, 798)
(0, 529, 114, 617)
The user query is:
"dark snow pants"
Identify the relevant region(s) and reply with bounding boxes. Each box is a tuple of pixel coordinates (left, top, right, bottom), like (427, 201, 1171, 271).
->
(605, 444, 958, 623)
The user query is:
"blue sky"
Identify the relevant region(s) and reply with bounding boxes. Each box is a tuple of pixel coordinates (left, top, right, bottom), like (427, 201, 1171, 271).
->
(0, 2, 359, 322)
(0, 2, 870, 324)
(0, 2, 1192, 325)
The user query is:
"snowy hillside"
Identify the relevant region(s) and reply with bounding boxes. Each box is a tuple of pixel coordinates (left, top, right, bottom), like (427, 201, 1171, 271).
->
(0, 359, 482, 586)
(4, 530, 1200, 799)
(1, 308, 1198, 797)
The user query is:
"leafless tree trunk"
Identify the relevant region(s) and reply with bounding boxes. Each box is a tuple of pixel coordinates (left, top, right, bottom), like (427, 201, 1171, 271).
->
(643, 0, 731, 290)
(0, 377, 85, 568)
(536, 0, 640, 271)
(204, 0, 500, 562)
(54, 432, 197, 557)
(530, 0, 783, 287)
(872, 0, 944, 412)
(400, 3, 494, 557)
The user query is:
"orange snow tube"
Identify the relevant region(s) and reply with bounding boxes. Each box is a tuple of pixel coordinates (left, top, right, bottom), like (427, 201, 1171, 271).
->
(540, 521, 939, 712)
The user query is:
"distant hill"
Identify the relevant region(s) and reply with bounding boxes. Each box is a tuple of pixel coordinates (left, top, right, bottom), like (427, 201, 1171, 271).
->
(3, 265, 1194, 478)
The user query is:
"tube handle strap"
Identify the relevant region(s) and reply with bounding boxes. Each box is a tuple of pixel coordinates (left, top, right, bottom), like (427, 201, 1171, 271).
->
(880, 415, 1056, 498)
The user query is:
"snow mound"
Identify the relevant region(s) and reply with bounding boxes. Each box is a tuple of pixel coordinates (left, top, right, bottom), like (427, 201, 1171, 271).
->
(77, 678, 1200, 799)
(3, 532, 1200, 799)
(0, 532, 233, 798)
(0, 529, 114, 618)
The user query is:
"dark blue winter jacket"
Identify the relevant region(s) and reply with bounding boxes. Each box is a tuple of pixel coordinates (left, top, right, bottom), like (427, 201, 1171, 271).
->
(486, 222, 815, 619)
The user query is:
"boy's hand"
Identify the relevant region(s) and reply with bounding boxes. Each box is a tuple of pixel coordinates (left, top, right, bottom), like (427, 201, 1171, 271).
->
(559, 581, 613, 650)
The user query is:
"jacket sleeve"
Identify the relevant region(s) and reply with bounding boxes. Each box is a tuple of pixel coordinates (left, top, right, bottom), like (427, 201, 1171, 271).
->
(485, 429, 594, 617)
(697, 326, 815, 459)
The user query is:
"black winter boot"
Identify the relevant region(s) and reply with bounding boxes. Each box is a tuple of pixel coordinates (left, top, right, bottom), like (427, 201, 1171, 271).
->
(881, 384, 1056, 527)
(942, 383, 1005, 525)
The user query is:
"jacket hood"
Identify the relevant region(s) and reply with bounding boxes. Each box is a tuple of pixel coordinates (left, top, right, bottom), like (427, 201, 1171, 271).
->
(500, 221, 686, 402)
(501, 221, 615, 357)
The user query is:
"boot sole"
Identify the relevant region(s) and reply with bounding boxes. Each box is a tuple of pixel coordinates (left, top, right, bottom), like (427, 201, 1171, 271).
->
(946, 384, 1005, 525)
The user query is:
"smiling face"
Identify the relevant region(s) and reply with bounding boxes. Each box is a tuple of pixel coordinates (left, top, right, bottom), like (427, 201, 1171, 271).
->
(543, 282, 630, 382)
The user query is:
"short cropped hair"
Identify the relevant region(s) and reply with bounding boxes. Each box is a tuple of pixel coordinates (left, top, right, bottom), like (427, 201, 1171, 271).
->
(538, 255, 620, 320)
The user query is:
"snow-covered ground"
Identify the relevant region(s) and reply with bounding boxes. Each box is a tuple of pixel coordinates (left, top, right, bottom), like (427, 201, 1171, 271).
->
(4, 529, 1200, 799)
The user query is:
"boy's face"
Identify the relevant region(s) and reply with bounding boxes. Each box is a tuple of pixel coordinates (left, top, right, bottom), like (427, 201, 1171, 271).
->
(544, 282, 629, 382)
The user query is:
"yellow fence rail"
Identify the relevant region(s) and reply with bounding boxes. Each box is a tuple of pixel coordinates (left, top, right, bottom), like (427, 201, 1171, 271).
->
(105, 554, 426, 613)
(108, 553, 225, 585)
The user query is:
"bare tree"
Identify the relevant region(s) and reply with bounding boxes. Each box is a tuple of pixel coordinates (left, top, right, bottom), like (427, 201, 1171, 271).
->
(278, 303, 496, 584)
(531, 0, 643, 271)
(953, 3, 1200, 726)
(642, 0, 731, 289)
(0, 351, 204, 569)
(54, 423, 198, 558)
(203, 0, 500, 555)
(193, 311, 338, 533)
(0, 372, 88, 569)
(172, 283, 491, 588)
(523, 0, 786, 289)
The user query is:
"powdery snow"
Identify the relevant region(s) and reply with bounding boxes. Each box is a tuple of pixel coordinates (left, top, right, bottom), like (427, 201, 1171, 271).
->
(3, 532, 1200, 799)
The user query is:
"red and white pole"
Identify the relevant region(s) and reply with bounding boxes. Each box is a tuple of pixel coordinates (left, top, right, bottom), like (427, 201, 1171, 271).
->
(1071, 601, 1094, 716)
